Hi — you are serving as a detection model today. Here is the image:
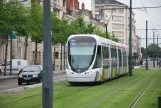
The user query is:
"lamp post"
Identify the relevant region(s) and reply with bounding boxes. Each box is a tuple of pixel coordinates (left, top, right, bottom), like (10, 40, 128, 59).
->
(153, 29, 156, 68)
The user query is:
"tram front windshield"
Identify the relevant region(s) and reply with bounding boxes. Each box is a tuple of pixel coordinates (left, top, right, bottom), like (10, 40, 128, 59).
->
(68, 36, 96, 73)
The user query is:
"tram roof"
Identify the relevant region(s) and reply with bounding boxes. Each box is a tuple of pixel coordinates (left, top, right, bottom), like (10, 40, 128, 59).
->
(68, 34, 128, 48)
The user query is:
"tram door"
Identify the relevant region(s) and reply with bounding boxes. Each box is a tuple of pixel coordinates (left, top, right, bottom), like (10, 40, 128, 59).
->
(123, 49, 127, 74)
(102, 45, 110, 80)
(118, 47, 123, 75)
(110, 45, 117, 78)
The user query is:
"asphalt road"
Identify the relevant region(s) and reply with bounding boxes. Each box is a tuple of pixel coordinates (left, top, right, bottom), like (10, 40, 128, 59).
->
(0, 72, 66, 91)
(143, 60, 159, 68)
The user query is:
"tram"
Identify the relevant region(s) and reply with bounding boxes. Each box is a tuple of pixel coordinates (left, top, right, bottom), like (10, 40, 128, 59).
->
(66, 34, 129, 84)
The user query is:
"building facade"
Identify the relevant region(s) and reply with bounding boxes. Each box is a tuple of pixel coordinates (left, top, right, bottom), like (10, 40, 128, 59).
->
(0, 0, 106, 71)
(136, 35, 141, 59)
(94, 0, 129, 45)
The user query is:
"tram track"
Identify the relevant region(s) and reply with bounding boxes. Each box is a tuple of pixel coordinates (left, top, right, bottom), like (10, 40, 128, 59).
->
(21, 73, 148, 108)
(0, 72, 151, 108)
(130, 78, 155, 108)
(87, 73, 148, 108)
(0, 78, 69, 107)
(32, 85, 97, 108)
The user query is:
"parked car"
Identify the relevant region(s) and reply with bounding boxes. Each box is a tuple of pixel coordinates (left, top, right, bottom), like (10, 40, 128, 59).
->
(18, 65, 43, 85)
(0, 59, 28, 74)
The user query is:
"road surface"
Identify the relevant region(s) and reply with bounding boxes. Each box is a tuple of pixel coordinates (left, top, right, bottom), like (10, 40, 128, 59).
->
(0, 72, 66, 91)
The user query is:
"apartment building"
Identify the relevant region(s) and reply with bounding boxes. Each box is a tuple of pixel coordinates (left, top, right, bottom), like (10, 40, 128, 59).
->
(94, 0, 129, 45)
(52, 0, 66, 18)
(136, 35, 141, 59)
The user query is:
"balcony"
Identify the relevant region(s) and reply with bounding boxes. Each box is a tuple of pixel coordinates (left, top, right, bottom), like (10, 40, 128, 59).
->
(51, 2, 66, 13)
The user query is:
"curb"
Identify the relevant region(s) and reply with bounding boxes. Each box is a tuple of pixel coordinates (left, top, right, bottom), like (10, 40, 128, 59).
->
(53, 71, 65, 75)
(0, 71, 66, 81)
(0, 78, 67, 94)
(0, 76, 18, 81)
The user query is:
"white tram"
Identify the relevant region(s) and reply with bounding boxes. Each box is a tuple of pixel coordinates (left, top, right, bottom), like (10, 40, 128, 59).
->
(66, 34, 129, 84)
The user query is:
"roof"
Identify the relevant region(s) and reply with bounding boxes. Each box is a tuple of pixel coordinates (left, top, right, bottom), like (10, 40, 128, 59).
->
(68, 34, 128, 47)
(95, 0, 127, 6)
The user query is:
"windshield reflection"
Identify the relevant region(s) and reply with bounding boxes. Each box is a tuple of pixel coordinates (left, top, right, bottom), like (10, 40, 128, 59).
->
(22, 66, 41, 72)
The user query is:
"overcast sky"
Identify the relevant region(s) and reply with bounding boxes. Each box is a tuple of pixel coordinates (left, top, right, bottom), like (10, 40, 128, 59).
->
(79, 0, 161, 48)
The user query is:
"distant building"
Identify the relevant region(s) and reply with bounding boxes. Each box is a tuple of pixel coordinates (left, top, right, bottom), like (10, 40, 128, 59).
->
(93, 0, 129, 45)
(92, 0, 137, 50)
(136, 35, 141, 59)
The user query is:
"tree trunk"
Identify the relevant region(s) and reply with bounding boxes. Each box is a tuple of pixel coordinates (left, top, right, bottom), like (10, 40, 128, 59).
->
(64, 44, 65, 70)
(53, 45, 55, 71)
(34, 39, 38, 64)
(60, 43, 62, 70)
(24, 36, 28, 60)
(4, 36, 9, 76)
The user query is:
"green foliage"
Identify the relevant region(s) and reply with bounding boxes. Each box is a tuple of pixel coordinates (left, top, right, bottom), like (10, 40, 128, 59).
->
(141, 47, 146, 57)
(111, 34, 119, 42)
(147, 44, 160, 58)
(51, 12, 60, 44)
(0, 0, 29, 38)
(0, 0, 119, 45)
(94, 28, 119, 42)
(94, 29, 106, 38)
(133, 52, 139, 59)
(70, 17, 95, 34)
(28, 1, 43, 42)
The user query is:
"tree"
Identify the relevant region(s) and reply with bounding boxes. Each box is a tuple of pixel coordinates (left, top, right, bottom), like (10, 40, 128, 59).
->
(0, 0, 27, 75)
(15, 6, 30, 60)
(111, 34, 119, 42)
(28, 0, 43, 64)
(147, 44, 160, 58)
(51, 12, 61, 70)
(70, 17, 95, 34)
(94, 28, 106, 38)
(141, 47, 146, 57)
(133, 52, 139, 65)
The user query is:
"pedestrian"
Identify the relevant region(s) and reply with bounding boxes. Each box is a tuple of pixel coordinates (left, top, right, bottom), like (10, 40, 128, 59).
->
(140, 57, 143, 66)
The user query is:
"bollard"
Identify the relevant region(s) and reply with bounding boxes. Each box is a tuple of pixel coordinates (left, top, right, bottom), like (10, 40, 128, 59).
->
(158, 97, 161, 108)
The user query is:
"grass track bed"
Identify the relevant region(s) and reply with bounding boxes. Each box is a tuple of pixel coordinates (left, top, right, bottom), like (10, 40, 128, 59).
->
(0, 68, 161, 108)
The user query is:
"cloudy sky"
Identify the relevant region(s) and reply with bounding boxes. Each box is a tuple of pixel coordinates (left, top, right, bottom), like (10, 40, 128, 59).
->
(79, 0, 161, 48)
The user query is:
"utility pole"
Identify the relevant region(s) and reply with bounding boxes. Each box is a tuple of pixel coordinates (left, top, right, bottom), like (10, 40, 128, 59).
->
(42, 0, 53, 108)
(146, 21, 148, 70)
(153, 32, 155, 67)
(129, 0, 132, 76)
(157, 36, 158, 66)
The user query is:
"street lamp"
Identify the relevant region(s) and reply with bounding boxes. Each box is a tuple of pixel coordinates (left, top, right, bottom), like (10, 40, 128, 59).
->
(157, 34, 159, 66)
(152, 28, 156, 67)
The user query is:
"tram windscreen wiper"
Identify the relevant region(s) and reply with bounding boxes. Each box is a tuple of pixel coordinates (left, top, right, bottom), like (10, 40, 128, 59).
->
(72, 58, 79, 68)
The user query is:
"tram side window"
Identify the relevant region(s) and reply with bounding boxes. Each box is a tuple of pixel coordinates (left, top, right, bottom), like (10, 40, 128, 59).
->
(102, 46, 109, 68)
(114, 48, 117, 65)
(93, 46, 102, 68)
(111, 47, 116, 66)
(123, 50, 127, 66)
(102, 47, 109, 59)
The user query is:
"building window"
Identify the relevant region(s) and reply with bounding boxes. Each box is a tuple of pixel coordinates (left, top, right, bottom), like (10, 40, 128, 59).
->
(55, 52, 59, 59)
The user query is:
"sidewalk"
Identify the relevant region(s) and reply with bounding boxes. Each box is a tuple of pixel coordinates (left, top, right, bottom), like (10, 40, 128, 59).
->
(0, 70, 65, 81)
(134, 66, 143, 68)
